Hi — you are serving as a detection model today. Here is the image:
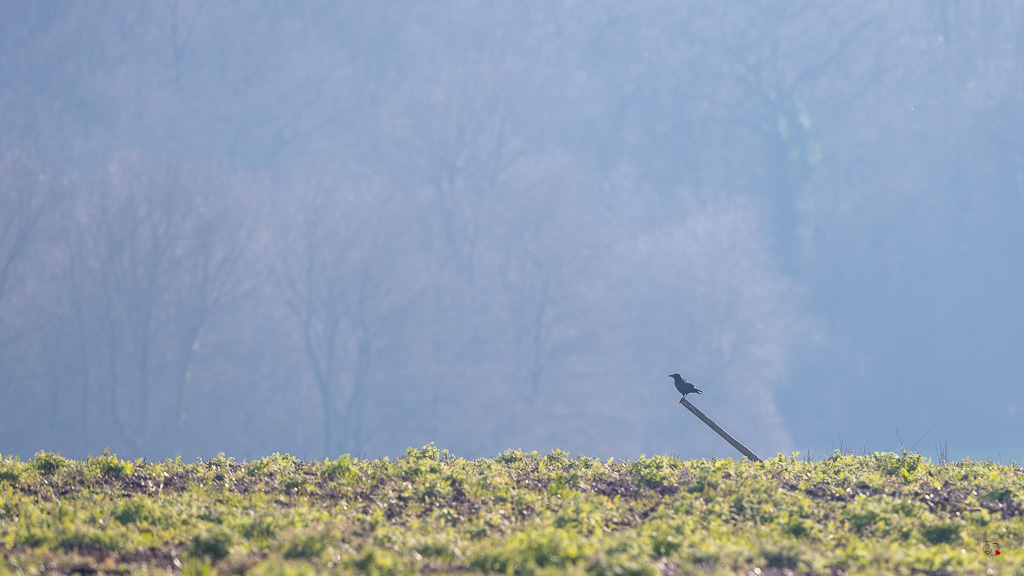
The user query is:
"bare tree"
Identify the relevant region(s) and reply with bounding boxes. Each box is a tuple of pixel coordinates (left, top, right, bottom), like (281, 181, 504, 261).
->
(277, 182, 425, 455)
(0, 153, 60, 310)
(166, 171, 262, 453)
(61, 159, 258, 453)
(382, 63, 529, 278)
(693, 2, 898, 269)
(0, 153, 69, 449)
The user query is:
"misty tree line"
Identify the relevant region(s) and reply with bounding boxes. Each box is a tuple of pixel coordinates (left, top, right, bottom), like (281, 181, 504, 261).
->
(1, 2, 1022, 459)
(0, 150, 667, 458)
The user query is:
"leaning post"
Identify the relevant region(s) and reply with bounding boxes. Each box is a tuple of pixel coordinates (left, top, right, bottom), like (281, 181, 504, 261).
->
(678, 397, 761, 462)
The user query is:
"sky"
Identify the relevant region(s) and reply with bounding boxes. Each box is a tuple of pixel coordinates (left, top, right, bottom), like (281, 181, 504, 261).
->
(1, 1, 1022, 463)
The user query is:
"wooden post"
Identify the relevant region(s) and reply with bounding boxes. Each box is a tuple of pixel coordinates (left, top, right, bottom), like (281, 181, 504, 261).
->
(679, 397, 761, 462)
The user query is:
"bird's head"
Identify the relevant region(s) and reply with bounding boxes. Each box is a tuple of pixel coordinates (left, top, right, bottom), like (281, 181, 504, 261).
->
(669, 373, 681, 379)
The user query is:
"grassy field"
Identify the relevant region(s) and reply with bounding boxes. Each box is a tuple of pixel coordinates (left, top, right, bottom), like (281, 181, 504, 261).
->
(0, 445, 1021, 575)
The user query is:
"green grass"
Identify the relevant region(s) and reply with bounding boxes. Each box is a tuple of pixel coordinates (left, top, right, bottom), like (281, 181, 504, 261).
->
(0, 445, 1021, 575)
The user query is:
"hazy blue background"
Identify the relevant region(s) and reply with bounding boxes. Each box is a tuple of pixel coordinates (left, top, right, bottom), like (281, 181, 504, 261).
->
(1, 2, 1021, 463)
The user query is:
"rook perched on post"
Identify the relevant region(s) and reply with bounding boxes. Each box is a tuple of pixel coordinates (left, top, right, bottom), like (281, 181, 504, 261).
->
(669, 373, 761, 462)
(670, 373, 702, 398)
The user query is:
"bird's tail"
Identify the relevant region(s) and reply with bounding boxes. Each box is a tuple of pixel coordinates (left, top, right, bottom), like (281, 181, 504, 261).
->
(695, 388, 702, 394)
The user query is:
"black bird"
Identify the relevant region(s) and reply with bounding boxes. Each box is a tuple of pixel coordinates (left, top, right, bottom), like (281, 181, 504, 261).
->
(670, 373, 702, 398)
